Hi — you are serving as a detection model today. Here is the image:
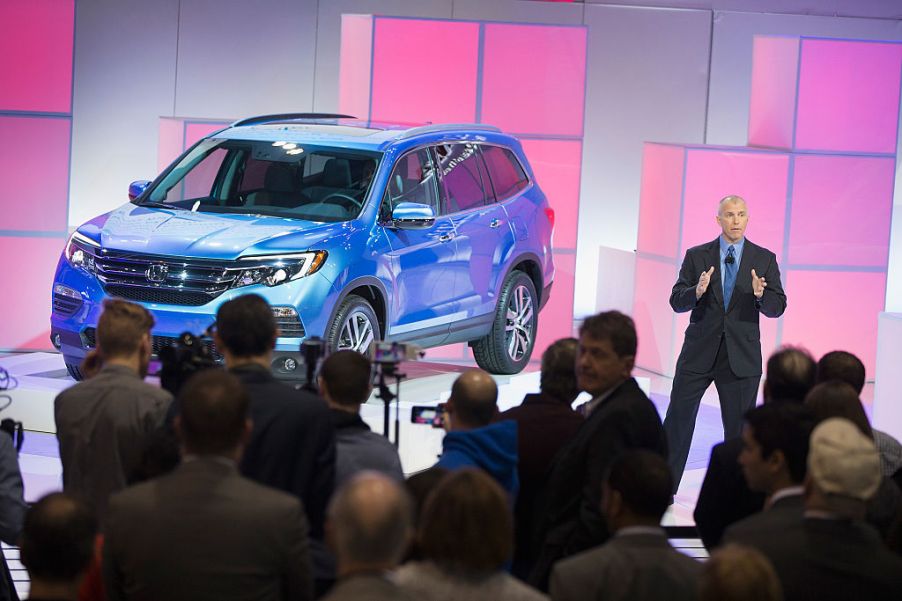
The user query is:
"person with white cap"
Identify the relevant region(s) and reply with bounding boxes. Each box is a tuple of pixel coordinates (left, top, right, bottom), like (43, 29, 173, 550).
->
(726, 418, 902, 600)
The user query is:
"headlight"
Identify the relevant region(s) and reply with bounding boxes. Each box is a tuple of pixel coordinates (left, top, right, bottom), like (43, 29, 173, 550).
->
(231, 251, 327, 289)
(65, 231, 99, 273)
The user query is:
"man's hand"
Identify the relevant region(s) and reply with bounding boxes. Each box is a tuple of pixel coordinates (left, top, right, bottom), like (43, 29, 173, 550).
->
(696, 266, 715, 300)
(751, 268, 767, 299)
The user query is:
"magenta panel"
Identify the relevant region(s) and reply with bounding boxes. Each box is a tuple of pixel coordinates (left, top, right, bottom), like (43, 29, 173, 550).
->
(185, 121, 229, 148)
(788, 155, 895, 267)
(157, 118, 185, 173)
(637, 144, 685, 259)
(781, 270, 885, 378)
(339, 15, 374, 120)
(425, 343, 468, 362)
(681, 149, 789, 262)
(0, 116, 70, 231)
(0, 236, 66, 350)
(0, 0, 74, 113)
(520, 139, 581, 249)
(748, 36, 799, 150)
(481, 24, 587, 136)
(633, 257, 680, 375)
(533, 253, 575, 360)
(370, 19, 479, 124)
(795, 39, 902, 153)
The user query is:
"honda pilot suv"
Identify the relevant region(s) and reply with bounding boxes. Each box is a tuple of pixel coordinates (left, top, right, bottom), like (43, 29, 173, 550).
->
(51, 114, 555, 379)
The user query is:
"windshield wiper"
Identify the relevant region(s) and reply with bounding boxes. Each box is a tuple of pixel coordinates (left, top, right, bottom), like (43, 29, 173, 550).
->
(139, 201, 185, 210)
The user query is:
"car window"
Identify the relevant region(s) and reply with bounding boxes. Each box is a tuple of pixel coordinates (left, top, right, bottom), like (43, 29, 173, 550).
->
(150, 142, 229, 204)
(435, 143, 490, 214)
(381, 149, 439, 219)
(481, 145, 529, 201)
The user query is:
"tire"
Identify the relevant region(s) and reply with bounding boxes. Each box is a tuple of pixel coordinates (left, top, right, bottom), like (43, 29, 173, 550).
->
(326, 295, 380, 355)
(472, 270, 538, 375)
(65, 361, 84, 381)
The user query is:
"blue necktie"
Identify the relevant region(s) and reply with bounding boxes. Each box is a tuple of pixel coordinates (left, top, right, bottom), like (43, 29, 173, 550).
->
(724, 245, 737, 310)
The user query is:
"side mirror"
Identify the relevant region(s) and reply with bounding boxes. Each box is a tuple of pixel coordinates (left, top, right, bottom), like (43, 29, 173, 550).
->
(391, 202, 435, 230)
(128, 180, 152, 201)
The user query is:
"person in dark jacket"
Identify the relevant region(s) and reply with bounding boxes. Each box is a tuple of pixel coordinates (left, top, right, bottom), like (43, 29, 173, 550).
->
(496, 337, 583, 579)
(320, 350, 403, 484)
(435, 369, 518, 500)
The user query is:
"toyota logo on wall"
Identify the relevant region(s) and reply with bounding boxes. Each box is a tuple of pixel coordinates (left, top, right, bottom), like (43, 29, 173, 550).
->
(145, 264, 169, 283)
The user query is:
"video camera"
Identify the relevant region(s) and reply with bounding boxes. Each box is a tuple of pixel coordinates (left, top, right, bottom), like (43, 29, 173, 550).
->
(158, 331, 220, 396)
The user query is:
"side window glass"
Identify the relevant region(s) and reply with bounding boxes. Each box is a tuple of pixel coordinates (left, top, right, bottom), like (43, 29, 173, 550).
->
(481, 145, 529, 202)
(435, 143, 489, 214)
(153, 147, 229, 203)
(381, 149, 438, 219)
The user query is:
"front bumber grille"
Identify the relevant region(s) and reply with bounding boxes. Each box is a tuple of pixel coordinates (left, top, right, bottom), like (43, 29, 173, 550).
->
(53, 293, 83, 316)
(104, 285, 213, 307)
(275, 314, 306, 337)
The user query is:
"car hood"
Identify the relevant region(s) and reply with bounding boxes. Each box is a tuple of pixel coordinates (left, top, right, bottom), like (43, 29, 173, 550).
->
(80, 203, 353, 261)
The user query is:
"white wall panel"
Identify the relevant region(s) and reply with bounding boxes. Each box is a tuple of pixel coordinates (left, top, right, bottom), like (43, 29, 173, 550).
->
(68, 0, 179, 227)
(174, 0, 318, 119)
(573, 5, 711, 317)
(451, 0, 583, 23)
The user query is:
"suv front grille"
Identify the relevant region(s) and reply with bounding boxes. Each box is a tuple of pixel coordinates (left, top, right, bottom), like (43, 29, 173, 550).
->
(275, 314, 306, 337)
(53, 293, 83, 316)
(93, 251, 238, 306)
(82, 327, 224, 362)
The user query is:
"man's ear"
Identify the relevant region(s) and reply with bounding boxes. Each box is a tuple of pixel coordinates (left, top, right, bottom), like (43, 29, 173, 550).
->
(621, 355, 635, 377)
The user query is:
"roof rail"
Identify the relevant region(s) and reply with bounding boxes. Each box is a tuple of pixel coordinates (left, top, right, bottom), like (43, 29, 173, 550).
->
(230, 113, 358, 127)
(394, 123, 502, 141)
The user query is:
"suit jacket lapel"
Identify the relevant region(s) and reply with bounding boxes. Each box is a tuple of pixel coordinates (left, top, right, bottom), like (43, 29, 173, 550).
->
(707, 238, 724, 310)
(727, 238, 755, 313)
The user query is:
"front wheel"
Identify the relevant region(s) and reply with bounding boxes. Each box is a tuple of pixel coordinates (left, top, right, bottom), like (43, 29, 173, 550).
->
(472, 271, 538, 374)
(326, 295, 380, 354)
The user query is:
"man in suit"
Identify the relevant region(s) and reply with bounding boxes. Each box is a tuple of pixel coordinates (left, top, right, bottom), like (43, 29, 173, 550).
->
(730, 418, 902, 599)
(693, 346, 815, 549)
(529, 311, 668, 591)
(322, 473, 413, 601)
(664, 195, 786, 492)
(722, 403, 815, 544)
(550, 450, 701, 601)
(496, 337, 584, 579)
(104, 370, 313, 601)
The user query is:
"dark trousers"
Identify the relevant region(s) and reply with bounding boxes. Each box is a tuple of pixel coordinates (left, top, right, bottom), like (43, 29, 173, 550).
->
(663, 335, 759, 492)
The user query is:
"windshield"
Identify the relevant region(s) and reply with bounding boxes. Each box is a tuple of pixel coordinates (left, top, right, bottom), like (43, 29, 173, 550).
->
(144, 138, 381, 222)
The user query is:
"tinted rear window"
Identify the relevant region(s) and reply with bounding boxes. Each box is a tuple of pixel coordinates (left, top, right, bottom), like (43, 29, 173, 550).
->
(482, 145, 529, 201)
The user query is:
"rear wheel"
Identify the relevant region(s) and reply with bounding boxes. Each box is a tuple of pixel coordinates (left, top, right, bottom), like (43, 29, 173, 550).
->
(326, 295, 380, 354)
(472, 271, 538, 374)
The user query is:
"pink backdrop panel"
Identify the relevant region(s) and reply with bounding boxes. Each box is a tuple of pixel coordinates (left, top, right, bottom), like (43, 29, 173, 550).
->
(637, 143, 685, 259)
(185, 121, 229, 148)
(0, 236, 66, 350)
(520, 138, 581, 249)
(681, 149, 789, 262)
(795, 39, 902, 153)
(157, 118, 185, 173)
(0, 116, 70, 232)
(788, 155, 895, 267)
(633, 257, 679, 375)
(370, 19, 479, 124)
(533, 253, 575, 359)
(781, 270, 885, 378)
(424, 342, 468, 362)
(0, 0, 74, 112)
(748, 36, 799, 150)
(481, 24, 587, 136)
(339, 15, 374, 120)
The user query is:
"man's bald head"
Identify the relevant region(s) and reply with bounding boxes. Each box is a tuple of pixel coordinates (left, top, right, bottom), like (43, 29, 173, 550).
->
(717, 194, 748, 215)
(449, 369, 498, 429)
(327, 472, 413, 570)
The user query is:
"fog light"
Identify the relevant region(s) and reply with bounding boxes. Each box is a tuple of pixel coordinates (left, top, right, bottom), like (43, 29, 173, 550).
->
(51, 333, 62, 349)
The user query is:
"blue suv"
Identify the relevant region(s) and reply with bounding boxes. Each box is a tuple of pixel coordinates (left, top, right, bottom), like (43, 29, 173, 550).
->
(51, 114, 555, 378)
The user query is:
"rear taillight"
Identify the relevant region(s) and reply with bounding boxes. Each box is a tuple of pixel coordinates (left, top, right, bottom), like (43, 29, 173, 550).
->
(544, 207, 555, 230)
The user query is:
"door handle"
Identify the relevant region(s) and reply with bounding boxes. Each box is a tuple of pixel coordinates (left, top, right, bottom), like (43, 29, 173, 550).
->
(439, 233, 454, 242)
(489, 219, 501, 229)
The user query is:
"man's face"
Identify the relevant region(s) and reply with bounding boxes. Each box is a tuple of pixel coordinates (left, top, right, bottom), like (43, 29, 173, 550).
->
(576, 334, 633, 398)
(738, 424, 771, 493)
(716, 199, 749, 244)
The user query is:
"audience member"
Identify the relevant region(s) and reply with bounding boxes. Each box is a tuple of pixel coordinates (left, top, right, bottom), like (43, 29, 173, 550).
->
(19, 493, 97, 601)
(319, 350, 403, 484)
(733, 418, 902, 599)
(722, 403, 815, 544)
(694, 346, 815, 549)
(54, 299, 172, 523)
(104, 370, 312, 601)
(496, 338, 584, 578)
(816, 350, 902, 475)
(403, 467, 449, 562)
(804, 381, 902, 539)
(0, 430, 26, 601)
(435, 369, 518, 498)
(699, 544, 782, 601)
(529, 311, 667, 591)
(550, 451, 700, 601)
(395, 469, 547, 601)
(323, 472, 413, 601)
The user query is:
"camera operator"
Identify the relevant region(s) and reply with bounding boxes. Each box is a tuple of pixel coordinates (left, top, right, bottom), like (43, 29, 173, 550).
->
(167, 294, 336, 593)
(319, 351, 403, 485)
(54, 299, 172, 524)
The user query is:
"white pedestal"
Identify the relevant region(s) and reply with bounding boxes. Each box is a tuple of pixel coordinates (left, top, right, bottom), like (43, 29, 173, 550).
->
(873, 312, 902, 440)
